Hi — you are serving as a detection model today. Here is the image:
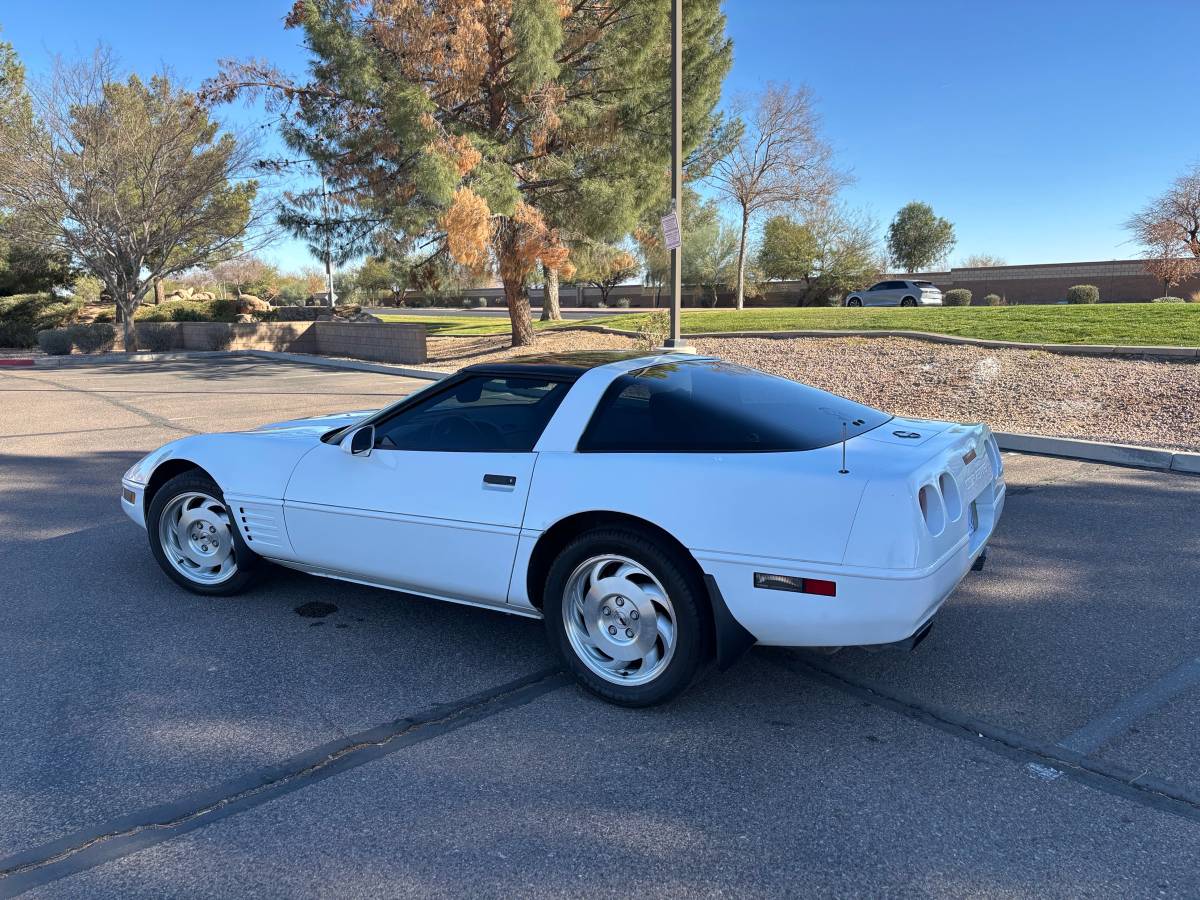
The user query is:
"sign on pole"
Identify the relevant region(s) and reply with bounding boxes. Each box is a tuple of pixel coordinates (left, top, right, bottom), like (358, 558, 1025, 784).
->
(661, 209, 681, 251)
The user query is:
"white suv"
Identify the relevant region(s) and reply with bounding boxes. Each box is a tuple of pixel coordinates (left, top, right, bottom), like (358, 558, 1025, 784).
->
(845, 280, 943, 307)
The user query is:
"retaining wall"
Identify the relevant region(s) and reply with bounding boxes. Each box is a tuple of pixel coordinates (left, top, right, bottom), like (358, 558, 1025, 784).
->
(117, 322, 427, 365)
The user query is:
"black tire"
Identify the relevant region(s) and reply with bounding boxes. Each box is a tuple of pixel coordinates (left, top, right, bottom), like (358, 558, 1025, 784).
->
(900, 297, 917, 307)
(846, 297, 862, 307)
(147, 471, 263, 597)
(544, 526, 710, 707)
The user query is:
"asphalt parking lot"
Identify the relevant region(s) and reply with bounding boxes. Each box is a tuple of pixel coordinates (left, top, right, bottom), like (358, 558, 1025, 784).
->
(2, 357, 1199, 898)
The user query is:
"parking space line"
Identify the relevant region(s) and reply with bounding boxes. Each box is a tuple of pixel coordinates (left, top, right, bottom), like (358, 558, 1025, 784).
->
(1057, 656, 1200, 755)
(776, 653, 1200, 826)
(0, 667, 569, 898)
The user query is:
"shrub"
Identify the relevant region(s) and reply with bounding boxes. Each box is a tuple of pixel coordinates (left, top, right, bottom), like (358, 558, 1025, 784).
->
(1065, 284, 1099, 304)
(70, 274, 105, 304)
(0, 293, 83, 347)
(615, 297, 632, 309)
(137, 300, 203, 322)
(67, 323, 116, 354)
(1189, 291, 1200, 304)
(1150, 296, 1185, 303)
(984, 293, 1004, 306)
(137, 324, 179, 352)
(0, 320, 35, 348)
(942, 288, 972, 306)
(37, 329, 74, 355)
(208, 298, 241, 321)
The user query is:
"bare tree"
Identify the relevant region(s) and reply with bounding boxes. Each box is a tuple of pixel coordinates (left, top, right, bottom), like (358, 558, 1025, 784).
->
(1127, 165, 1200, 260)
(0, 50, 261, 350)
(212, 256, 277, 299)
(1126, 165, 1200, 295)
(959, 253, 1007, 268)
(1139, 219, 1200, 296)
(711, 83, 843, 309)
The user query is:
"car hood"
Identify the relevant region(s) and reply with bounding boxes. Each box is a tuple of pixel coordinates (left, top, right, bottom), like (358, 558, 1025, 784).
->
(252, 410, 378, 437)
(123, 410, 380, 496)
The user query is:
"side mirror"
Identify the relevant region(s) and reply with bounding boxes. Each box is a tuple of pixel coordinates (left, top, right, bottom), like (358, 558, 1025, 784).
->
(342, 424, 375, 457)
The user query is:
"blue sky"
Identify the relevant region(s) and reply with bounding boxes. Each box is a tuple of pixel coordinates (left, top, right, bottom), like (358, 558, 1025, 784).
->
(3, 1, 1198, 271)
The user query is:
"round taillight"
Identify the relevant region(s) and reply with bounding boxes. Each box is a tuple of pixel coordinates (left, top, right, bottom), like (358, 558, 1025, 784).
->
(939, 472, 962, 521)
(918, 484, 946, 535)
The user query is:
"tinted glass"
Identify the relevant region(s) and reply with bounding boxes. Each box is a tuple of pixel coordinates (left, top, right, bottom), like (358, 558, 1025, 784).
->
(374, 376, 572, 452)
(579, 361, 891, 453)
(869, 282, 887, 291)
(913, 281, 934, 287)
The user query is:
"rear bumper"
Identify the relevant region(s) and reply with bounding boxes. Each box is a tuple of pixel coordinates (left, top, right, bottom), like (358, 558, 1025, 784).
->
(697, 483, 1003, 647)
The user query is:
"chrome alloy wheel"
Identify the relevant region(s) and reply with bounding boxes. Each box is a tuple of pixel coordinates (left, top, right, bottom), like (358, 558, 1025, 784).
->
(157, 491, 239, 586)
(562, 555, 678, 687)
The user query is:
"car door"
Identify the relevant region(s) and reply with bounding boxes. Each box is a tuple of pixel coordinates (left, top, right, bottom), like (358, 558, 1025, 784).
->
(283, 374, 573, 605)
(865, 281, 890, 307)
(868, 282, 897, 307)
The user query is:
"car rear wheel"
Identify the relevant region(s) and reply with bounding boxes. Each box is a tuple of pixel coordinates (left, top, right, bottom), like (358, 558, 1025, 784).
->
(544, 527, 709, 707)
(846, 297, 862, 307)
(901, 297, 917, 307)
(147, 471, 263, 596)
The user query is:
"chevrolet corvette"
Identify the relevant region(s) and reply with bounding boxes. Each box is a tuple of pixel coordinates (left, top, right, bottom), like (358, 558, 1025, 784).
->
(121, 351, 1005, 706)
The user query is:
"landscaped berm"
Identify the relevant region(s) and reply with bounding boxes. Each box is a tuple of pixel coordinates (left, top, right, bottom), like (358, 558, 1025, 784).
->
(381, 303, 1200, 347)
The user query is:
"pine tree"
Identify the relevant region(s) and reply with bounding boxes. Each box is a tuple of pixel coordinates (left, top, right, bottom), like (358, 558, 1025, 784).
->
(208, 0, 733, 347)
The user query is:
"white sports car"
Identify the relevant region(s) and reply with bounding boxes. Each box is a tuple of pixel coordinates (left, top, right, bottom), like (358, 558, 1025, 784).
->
(121, 351, 1005, 706)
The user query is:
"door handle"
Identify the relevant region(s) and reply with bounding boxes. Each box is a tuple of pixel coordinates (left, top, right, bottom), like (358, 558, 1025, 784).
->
(483, 474, 518, 488)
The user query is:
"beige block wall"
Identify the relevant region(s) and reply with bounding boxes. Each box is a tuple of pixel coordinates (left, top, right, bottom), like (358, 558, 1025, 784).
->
(119, 322, 426, 364)
(314, 322, 427, 364)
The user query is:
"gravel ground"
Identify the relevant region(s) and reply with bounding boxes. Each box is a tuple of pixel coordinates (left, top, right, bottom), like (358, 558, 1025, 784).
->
(428, 331, 1200, 452)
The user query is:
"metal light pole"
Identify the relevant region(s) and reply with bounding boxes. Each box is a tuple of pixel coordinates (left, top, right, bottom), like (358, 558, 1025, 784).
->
(663, 0, 689, 350)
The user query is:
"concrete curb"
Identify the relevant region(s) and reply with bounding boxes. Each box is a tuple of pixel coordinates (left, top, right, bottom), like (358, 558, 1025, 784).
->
(567, 325, 1200, 359)
(995, 431, 1200, 474)
(239, 350, 447, 381)
(9, 349, 450, 381)
(28, 350, 240, 367)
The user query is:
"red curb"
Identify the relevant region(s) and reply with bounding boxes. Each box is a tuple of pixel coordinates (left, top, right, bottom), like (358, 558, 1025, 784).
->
(0, 358, 35, 367)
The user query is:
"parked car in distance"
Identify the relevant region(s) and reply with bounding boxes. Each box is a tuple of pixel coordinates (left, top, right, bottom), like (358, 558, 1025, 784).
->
(845, 280, 944, 307)
(120, 351, 1004, 707)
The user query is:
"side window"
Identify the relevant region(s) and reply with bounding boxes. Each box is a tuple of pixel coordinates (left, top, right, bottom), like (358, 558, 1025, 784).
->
(373, 376, 572, 452)
(869, 282, 886, 291)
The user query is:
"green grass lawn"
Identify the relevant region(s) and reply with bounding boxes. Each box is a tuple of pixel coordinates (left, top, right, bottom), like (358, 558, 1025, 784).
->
(378, 304, 1200, 347)
(586, 304, 1200, 347)
(374, 314, 576, 337)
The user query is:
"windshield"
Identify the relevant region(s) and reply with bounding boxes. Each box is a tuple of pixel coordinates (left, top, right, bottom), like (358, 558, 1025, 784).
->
(580, 361, 892, 453)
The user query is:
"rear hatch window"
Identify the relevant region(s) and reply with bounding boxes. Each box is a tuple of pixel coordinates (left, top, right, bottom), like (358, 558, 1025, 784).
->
(580, 361, 892, 453)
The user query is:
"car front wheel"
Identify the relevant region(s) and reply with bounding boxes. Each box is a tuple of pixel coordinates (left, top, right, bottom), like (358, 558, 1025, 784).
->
(846, 297, 862, 307)
(544, 527, 709, 707)
(147, 471, 262, 596)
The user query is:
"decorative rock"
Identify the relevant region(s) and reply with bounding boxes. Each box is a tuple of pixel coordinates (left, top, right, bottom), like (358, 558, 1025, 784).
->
(236, 294, 271, 315)
(271, 306, 324, 322)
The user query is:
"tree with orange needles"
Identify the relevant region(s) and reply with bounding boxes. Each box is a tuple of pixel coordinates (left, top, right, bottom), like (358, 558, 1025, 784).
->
(206, 0, 732, 346)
